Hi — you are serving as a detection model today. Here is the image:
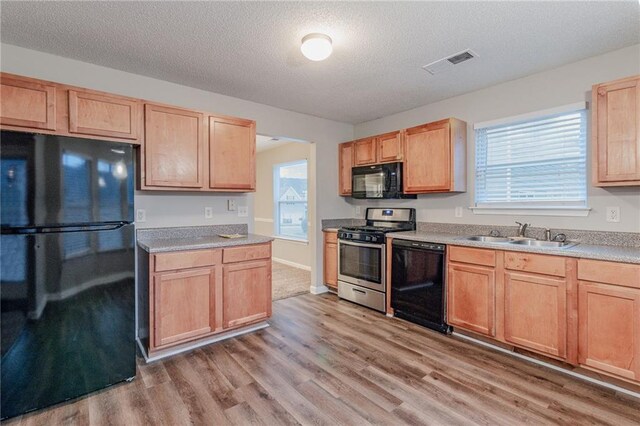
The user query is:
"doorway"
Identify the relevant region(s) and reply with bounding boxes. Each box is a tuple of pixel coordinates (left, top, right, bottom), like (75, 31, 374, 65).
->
(254, 135, 315, 300)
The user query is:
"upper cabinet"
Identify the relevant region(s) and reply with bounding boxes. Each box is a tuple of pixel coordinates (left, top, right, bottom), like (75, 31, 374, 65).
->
(377, 130, 403, 163)
(68, 90, 140, 140)
(338, 142, 354, 196)
(592, 75, 640, 186)
(338, 118, 466, 196)
(209, 115, 256, 191)
(0, 75, 56, 130)
(143, 103, 204, 189)
(404, 118, 466, 193)
(354, 137, 377, 165)
(141, 109, 256, 192)
(1, 73, 256, 193)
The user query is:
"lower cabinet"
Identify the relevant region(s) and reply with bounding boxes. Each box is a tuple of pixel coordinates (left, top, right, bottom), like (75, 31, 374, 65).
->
(323, 230, 338, 291)
(578, 281, 640, 381)
(447, 262, 496, 337)
(154, 268, 215, 347)
(141, 242, 272, 356)
(504, 271, 566, 358)
(223, 259, 272, 328)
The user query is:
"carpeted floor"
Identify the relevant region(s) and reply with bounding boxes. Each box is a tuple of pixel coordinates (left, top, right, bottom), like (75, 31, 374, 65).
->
(271, 260, 310, 301)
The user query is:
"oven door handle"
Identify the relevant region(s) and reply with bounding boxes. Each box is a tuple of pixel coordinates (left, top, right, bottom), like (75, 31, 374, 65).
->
(339, 240, 384, 249)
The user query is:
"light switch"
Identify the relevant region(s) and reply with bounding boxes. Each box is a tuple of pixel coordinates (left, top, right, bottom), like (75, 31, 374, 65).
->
(136, 209, 146, 223)
(227, 199, 237, 211)
(455, 207, 463, 218)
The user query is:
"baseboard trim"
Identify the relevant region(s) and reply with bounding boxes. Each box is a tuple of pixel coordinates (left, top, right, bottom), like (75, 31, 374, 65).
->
(310, 284, 329, 295)
(137, 322, 269, 363)
(272, 257, 311, 271)
(453, 332, 640, 400)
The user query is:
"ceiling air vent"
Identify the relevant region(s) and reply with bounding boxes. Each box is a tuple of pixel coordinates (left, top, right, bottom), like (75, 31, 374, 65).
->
(422, 49, 478, 75)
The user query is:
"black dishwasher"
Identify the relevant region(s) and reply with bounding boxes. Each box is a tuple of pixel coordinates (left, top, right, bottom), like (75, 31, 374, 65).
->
(391, 239, 451, 334)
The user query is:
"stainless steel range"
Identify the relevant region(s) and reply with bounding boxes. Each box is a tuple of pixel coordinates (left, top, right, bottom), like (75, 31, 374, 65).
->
(337, 208, 416, 312)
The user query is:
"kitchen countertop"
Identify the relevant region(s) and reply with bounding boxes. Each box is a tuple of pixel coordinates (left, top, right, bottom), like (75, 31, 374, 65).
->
(138, 233, 273, 253)
(389, 231, 640, 264)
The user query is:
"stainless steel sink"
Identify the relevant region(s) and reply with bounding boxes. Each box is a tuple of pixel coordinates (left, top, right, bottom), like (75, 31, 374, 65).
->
(465, 236, 510, 243)
(509, 239, 577, 248)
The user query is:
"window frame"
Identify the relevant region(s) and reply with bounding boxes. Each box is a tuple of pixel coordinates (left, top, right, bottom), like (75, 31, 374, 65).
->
(273, 159, 309, 242)
(471, 102, 591, 217)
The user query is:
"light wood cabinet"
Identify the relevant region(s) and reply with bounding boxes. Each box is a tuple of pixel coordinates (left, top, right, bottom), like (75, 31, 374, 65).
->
(577, 259, 640, 382)
(0, 75, 56, 130)
(338, 142, 354, 196)
(377, 130, 403, 163)
(223, 259, 272, 328)
(504, 271, 567, 358)
(154, 268, 215, 347)
(578, 282, 640, 381)
(447, 249, 496, 337)
(143, 103, 204, 188)
(209, 115, 256, 191)
(140, 243, 272, 357)
(404, 118, 466, 193)
(353, 137, 377, 166)
(68, 90, 140, 140)
(323, 230, 338, 291)
(592, 75, 640, 186)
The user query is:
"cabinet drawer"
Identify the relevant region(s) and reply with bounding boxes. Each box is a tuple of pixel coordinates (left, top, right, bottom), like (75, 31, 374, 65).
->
(223, 243, 271, 264)
(154, 249, 220, 272)
(324, 231, 338, 244)
(578, 259, 640, 289)
(504, 251, 565, 277)
(449, 246, 495, 267)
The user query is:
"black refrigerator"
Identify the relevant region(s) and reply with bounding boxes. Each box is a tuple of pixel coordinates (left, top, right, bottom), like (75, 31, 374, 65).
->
(1, 131, 136, 420)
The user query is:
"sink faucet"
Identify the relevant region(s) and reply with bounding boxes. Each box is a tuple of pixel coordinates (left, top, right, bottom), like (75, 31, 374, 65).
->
(515, 222, 530, 237)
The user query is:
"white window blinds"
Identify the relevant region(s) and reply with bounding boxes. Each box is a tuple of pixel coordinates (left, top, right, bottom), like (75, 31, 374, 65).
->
(475, 107, 587, 208)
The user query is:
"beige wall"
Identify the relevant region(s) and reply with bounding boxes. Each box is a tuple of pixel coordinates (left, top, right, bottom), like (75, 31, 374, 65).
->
(0, 43, 354, 292)
(255, 142, 312, 269)
(353, 44, 640, 233)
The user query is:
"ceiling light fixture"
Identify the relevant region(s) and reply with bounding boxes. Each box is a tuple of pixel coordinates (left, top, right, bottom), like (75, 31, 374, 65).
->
(301, 33, 332, 61)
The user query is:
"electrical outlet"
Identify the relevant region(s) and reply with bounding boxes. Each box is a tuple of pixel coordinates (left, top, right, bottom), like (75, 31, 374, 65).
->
(227, 199, 237, 211)
(606, 206, 620, 223)
(238, 206, 248, 217)
(204, 207, 213, 219)
(455, 207, 463, 218)
(355, 206, 361, 217)
(136, 209, 146, 223)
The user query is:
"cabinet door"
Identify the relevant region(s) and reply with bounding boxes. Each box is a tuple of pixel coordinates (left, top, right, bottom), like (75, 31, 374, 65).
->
(578, 282, 640, 381)
(354, 137, 377, 166)
(0, 75, 56, 130)
(144, 104, 204, 188)
(68, 90, 140, 140)
(404, 120, 451, 192)
(504, 272, 567, 358)
(377, 131, 403, 163)
(593, 76, 640, 185)
(447, 263, 495, 336)
(154, 268, 214, 347)
(209, 116, 256, 191)
(223, 260, 271, 328)
(323, 232, 338, 289)
(338, 142, 354, 196)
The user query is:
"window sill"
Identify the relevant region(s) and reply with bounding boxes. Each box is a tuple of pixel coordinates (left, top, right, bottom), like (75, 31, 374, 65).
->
(470, 206, 591, 217)
(272, 235, 309, 244)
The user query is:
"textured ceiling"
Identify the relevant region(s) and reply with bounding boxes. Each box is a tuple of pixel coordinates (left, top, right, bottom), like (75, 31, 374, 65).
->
(256, 134, 291, 153)
(1, 1, 639, 124)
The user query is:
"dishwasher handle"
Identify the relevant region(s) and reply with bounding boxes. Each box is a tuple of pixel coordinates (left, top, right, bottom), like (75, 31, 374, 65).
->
(392, 239, 445, 252)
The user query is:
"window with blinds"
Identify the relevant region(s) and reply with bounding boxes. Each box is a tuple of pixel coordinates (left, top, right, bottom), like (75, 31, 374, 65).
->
(475, 108, 587, 208)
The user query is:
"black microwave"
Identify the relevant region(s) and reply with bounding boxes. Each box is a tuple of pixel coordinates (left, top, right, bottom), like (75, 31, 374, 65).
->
(351, 162, 416, 199)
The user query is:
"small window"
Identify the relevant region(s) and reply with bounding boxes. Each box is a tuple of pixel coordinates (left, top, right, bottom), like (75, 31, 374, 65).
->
(274, 160, 308, 241)
(474, 105, 587, 212)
